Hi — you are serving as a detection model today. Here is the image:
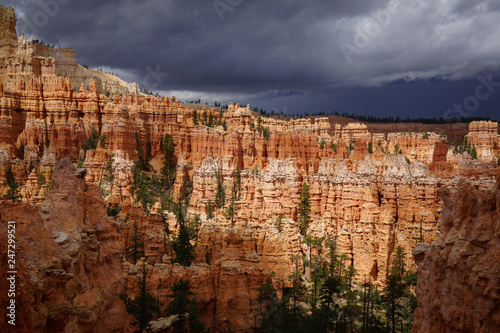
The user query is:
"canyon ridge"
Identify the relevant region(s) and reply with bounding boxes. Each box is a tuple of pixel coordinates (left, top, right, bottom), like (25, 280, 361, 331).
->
(0, 6, 499, 333)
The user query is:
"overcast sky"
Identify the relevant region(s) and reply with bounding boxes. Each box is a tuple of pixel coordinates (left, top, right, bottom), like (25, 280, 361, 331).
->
(5, 0, 500, 119)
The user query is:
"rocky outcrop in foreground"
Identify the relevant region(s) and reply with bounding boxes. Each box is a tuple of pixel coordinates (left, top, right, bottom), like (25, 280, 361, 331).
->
(0, 159, 131, 332)
(412, 174, 500, 332)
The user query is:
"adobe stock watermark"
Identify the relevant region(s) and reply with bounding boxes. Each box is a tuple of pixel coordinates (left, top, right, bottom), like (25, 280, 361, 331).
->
(213, 0, 244, 22)
(17, 0, 71, 36)
(140, 65, 169, 92)
(340, 0, 429, 64)
(443, 72, 500, 121)
(6, 220, 17, 326)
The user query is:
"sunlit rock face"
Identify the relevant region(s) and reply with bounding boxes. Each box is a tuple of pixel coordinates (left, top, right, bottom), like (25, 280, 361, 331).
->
(1, 6, 499, 332)
(0, 159, 132, 332)
(412, 173, 500, 333)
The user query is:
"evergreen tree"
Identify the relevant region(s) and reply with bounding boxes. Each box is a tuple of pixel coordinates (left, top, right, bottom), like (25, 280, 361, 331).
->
(286, 254, 307, 331)
(171, 198, 194, 266)
(192, 109, 199, 126)
(202, 110, 208, 125)
(382, 246, 416, 333)
(37, 172, 46, 186)
(225, 167, 240, 224)
(217, 109, 224, 126)
(135, 130, 149, 171)
(181, 173, 193, 205)
(123, 261, 157, 331)
(368, 141, 373, 154)
(161, 133, 177, 190)
(262, 127, 271, 141)
(316, 236, 353, 332)
(256, 266, 306, 333)
(234, 165, 241, 200)
(83, 126, 99, 151)
(99, 134, 107, 148)
(4, 171, 21, 203)
(44, 117, 50, 148)
(298, 182, 311, 235)
(166, 279, 208, 333)
(215, 165, 226, 209)
(208, 112, 214, 127)
(255, 279, 283, 332)
(470, 145, 478, 160)
(303, 235, 326, 311)
(131, 163, 154, 215)
(206, 200, 214, 219)
(127, 221, 144, 264)
(189, 215, 201, 245)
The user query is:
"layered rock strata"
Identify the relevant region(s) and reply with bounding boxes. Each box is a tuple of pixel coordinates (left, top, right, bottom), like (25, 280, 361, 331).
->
(0, 158, 131, 332)
(1, 7, 499, 332)
(412, 175, 500, 332)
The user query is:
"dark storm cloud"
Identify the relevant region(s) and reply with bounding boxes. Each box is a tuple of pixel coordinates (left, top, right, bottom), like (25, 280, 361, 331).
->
(4, 0, 500, 118)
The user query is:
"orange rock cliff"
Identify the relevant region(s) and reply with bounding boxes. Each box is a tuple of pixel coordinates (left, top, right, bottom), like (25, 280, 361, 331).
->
(0, 6, 499, 332)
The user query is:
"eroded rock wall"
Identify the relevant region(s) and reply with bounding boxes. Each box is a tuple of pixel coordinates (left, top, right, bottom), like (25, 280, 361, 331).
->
(412, 176, 500, 333)
(0, 158, 131, 332)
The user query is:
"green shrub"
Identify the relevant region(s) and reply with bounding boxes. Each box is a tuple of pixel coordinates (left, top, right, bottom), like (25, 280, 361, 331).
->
(368, 141, 373, 154)
(37, 173, 46, 186)
(331, 142, 338, 154)
(107, 205, 122, 217)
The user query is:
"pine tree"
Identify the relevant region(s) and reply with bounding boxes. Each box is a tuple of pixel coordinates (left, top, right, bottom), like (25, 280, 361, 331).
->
(83, 126, 99, 151)
(256, 279, 280, 332)
(166, 279, 208, 333)
(181, 173, 193, 205)
(225, 167, 240, 224)
(234, 165, 241, 200)
(192, 109, 199, 126)
(135, 130, 149, 170)
(131, 163, 154, 215)
(303, 235, 326, 311)
(215, 165, 226, 209)
(298, 182, 311, 235)
(37, 173, 46, 186)
(217, 110, 223, 126)
(171, 198, 194, 266)
(127, 221, 144, 264)
(4, 171, 22, 203)
(382, 246, 414, 333)
(123, 261, 157, 331)
(470, 145, 478, 160)
(208, 111, 214, 127)
(44, 117, 50, 148)
(206, 200, 214, 219)
(368, 141, 373, 154)
(262, 127, 271, 141)
(161, 133, 177, 190)
(202, 110, 208, 126)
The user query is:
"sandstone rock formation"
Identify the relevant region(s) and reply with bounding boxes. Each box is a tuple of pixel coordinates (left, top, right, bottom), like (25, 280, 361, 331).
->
(0, 6, 17, 60)
(0, 7, 499, 332)
(412, 175, 500, 332)
(467, 120, 500, 162)
(0, 158, 131, 332)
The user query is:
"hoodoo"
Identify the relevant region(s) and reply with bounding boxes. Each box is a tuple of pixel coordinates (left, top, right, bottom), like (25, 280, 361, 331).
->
(0, 5, 499, 333)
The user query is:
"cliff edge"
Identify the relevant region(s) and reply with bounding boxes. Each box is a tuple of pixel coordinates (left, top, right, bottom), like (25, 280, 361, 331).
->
(0, 158, 132, 332)
(412, 174, 500, 332)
